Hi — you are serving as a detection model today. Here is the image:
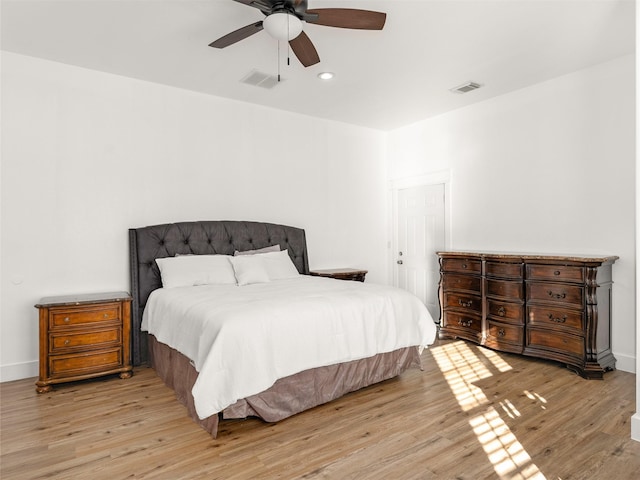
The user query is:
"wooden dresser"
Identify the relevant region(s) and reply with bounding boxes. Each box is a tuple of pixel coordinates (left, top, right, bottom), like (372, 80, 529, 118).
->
(437, 252, 617, 379)
(35, 291, 133, 393)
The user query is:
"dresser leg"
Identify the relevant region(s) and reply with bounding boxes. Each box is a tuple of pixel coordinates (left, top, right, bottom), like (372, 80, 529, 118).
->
(35, 383, 52, 394)
(119, 371, 133, 379)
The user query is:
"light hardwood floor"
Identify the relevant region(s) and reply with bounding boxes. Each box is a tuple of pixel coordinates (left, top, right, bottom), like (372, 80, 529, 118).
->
(2, 339, 638, 480)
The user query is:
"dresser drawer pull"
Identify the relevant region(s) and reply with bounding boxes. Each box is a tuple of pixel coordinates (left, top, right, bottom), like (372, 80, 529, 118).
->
(498, 328, 506, 337)
(64, 339, 70, 345)
(458, 299, 473, 308)
(462, 263, 468, 269)
(63, 317, 70, 323)
(548, 314, 567, 323)
(103, 313, 109, 319)
(554, 270, 561, 276)
(498, 306, 506, 316)
(547, 290, 566, 299)
(458, 319, 473, 327)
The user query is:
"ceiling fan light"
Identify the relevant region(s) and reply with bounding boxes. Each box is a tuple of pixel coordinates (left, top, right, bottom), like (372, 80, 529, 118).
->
(318, 72, 334, 80)
(263, 12, 303, 41)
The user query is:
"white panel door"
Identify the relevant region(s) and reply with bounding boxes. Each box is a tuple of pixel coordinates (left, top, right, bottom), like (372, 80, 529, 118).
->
(395, 183, 446, 320)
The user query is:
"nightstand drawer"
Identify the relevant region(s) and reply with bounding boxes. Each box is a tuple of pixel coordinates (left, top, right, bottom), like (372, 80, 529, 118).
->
(50, 304, 120, 329)
(50, 327, 122, 353)
(49, 348, 123, 377)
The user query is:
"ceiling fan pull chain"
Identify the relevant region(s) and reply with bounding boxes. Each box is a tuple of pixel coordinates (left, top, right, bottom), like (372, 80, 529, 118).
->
(277, 40, 281, 82)
(287, 17, 290, 66)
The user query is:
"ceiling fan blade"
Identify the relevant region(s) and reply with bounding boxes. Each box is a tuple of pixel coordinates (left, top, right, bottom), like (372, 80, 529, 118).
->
(305, 9, 386, 30)
(232, 0, 275, 11)
(209, 21, 264, 48)
(289, 31, 320, 67)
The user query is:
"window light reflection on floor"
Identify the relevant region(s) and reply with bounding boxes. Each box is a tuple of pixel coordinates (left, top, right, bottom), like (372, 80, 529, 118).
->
(431, 341, 546, 480)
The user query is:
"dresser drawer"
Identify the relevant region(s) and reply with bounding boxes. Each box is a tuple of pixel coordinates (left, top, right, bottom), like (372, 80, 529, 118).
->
(486, 261, 523, 279)
(442, 273, 481, 293)
(443, 311, 482, 335)
(486, 321, 524, 349)
(441, 258, 482, 274)
(443, 292, 482, 314)
(527, 306, 583, 332)
(527, 328, 584, 358)
(526, 282, 583, 308)
(526, 264, 584, 283)
(486, 279, 524, 301)
(50, 304, 120, 329)
(486, 299, 524, 325)
(50, 327, 122, 353)
(49, 348, 123, 377)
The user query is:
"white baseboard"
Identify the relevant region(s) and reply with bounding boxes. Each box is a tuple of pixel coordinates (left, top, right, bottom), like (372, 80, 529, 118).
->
(0, 360, 38, 383)
(632, 413, 640, 442)
(615, 352, 636, 373)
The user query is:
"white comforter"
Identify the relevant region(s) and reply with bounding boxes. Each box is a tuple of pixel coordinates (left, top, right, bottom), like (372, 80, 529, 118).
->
(142, 276, 437, 419)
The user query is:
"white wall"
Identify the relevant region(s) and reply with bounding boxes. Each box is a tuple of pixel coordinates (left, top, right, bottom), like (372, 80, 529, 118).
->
(632, 4, 639, 443)
(0, 52, 387, 381)
(388, 55, 636, 373)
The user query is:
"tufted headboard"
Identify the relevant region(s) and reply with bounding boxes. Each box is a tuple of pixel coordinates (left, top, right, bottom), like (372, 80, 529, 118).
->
(129, 221, 310, 365)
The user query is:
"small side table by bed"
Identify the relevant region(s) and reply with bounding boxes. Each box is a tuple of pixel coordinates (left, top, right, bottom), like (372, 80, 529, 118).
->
(35, 291, 133, 393)
(310, 268, 368, 282)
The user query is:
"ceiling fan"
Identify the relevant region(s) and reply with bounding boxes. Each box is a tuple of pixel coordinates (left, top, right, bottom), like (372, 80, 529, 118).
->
(209, 0, 387, 67)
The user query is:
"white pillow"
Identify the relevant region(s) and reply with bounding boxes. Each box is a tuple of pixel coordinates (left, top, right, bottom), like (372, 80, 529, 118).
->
(155, 255, 236, 288)
(261, 249, 300, 280)
(230, 255, 270, 286)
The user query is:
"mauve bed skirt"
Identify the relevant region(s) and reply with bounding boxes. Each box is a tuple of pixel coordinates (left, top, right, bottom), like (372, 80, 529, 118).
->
(148, 335, 422, 438)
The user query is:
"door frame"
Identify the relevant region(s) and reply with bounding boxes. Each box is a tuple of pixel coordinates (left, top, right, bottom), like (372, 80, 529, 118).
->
(388, 170, 452, 286)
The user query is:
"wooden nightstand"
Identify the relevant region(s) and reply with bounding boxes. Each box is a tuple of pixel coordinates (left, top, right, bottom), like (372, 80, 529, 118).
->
(310, 268, 368, 282)
(35, 291, 133, 393)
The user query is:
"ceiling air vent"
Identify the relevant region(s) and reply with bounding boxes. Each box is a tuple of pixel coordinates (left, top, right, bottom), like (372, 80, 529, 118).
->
(240, 70, 281, 89)
(450, 81, 482, 94)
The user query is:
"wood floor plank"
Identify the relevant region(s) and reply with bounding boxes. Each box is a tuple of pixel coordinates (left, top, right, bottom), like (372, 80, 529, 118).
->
(2, 339, 638, 479)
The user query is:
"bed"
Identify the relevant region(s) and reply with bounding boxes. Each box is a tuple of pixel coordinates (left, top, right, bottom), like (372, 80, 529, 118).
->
(129, 221, 437, 437)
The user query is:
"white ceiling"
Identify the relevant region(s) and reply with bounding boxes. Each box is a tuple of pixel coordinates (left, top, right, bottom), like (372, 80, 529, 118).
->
(1, 0, 635, 130)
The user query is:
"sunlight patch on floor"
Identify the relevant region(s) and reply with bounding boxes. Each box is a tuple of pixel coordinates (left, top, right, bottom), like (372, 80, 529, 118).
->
(431, 340, 492, 411)
(431, 340, 546, 480)
(470, 408, 546, 480)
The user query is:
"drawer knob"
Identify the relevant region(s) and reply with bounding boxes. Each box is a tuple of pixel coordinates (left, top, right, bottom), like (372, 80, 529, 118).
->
(63, 317, 70, 323)
(548, 314, 567, 323)
(458, 299, 473, 308)
(458, 318, 473, 327)
(462, 263, 468, 269)
(498, 328, 506, 337)
(554, 270, 561, 276)
(103, 313, 109, 318)
(547, 290, 566, 299)
(64, 339, 70, 345)
(498, 306, 506, 316)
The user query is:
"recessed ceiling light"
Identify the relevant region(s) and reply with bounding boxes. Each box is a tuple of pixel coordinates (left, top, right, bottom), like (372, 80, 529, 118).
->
(317, 72, 334, 80)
